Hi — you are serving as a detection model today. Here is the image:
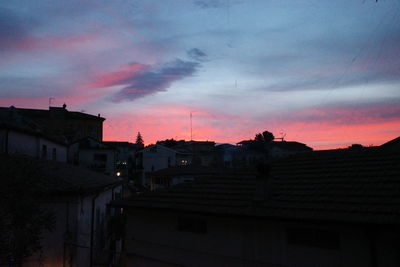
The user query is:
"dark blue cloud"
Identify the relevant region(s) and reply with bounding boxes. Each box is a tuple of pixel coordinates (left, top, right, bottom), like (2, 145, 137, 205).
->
(194, 0, 241, 9)
(0, 8, 33, 50)
(112, 59, 200, 102)
(187, 48, 208, 62)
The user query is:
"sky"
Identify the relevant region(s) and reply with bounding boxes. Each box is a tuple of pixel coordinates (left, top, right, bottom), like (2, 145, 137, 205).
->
(0, 0, 399, 149)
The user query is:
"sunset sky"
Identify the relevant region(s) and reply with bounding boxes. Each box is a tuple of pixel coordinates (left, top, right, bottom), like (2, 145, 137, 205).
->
(1, 0, 399, 149)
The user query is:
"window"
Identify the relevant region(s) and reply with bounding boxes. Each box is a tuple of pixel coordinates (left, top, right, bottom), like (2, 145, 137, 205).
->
(93, 153, 107, 161)
(52, 148, 57, 161)
(286, 228, 340, 250)
(177, 218, 207, 234)
(114, 192, 122, 200)
(41, 144, 47, 159)
(180, 159, 188, 166)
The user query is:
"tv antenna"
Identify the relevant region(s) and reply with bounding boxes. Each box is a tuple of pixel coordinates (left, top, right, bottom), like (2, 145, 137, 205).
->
(276, 131, 286, 142)
(190, 111, 193, 141)
(48, 97, 55, 107)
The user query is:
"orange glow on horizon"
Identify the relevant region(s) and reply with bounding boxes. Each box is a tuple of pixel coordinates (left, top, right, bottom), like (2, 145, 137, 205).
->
(102, 104, 400, 150)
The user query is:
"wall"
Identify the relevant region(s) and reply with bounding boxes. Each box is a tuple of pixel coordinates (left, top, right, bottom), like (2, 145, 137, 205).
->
(123, 210, 394, 267)
(78, 149, 116, 176)
(142, 145, 177, 172)
(33, 115, 103, 142)
(23, 185, 122, 267)
(0, 129, 5, 152)
(7, 130, 38, 157)
(39, 138, 67, 162)
(0, 129, 67, 162)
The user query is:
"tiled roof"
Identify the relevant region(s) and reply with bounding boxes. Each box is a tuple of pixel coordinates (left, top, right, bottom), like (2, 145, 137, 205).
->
(0, 155, 121, 195)
(150, 165, 255, 177)
(113, 147, 400, 224)
(380, 136, 400, 149)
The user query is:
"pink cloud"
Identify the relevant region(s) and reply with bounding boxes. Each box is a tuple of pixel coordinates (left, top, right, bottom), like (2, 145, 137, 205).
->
(83, 63, 148, 89)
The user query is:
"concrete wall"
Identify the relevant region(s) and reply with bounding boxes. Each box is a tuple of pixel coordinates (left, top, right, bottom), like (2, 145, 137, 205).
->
(23, 185, 122, 267)
(78, 149, 116, 176)
(3, 130, 67, 162)
(7, 130, 38, 157)
(123, 210, 396, 267)
(142, 145, 177, 172)
(39, 138, 67, 162)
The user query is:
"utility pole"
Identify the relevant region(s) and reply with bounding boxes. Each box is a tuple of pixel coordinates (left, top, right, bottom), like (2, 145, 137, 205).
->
(190, 112, 193, 141)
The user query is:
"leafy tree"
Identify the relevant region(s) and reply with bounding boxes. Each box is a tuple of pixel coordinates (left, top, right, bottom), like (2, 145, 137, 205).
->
(135, 132, 144, 149)
(254, 131, 275, 144)
(0, 156, 55, 267)
(254, 133, 264, 142)
(262, 131, 275, 144)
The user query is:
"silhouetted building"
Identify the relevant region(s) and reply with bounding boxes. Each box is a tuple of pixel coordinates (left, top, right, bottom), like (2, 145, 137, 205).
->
(0, 107, 67, 161)
(380, 136, 400, 151)
(0, 105, 105, 143)
(103, 141, 138, 179)
(135, 144, 192, 186)
(1, 155, 122, 267)
(69, 137, 117, 176)
(113, 146, 400, 267)
(269, 140, 313, 159)
(148, 165, 253, 191)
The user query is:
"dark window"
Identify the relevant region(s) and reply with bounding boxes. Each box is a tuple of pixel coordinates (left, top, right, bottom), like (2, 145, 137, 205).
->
(93, 153, 107, 161)
(177, 218, 207, 234)
(114, 192, 122, 200)
(41, 144, 47, 159)
(286, 228, 340, 250)
(52, 148, 57, 161)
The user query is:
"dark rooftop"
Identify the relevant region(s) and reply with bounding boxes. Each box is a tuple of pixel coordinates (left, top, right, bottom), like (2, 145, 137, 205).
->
(380, 136, 400, 150)
(150, 165, 255, 177)
(0, 108, 67, 145)
(1, 155, 121, 195)
(0, 106, 105, 121)
(271, 141, 313, 151)
(113, 147, 400, 224)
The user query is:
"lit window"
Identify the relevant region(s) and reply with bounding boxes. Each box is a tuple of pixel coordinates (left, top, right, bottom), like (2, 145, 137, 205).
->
(180, 159, 188, 165)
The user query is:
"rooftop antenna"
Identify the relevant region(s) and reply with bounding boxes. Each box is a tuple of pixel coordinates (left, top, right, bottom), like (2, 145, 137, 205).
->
(49, 97, 55, 108)
(277, 131, 286, 142)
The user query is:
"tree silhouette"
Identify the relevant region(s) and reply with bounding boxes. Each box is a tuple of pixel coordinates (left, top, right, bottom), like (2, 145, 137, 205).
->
(262, 131, 274, 144)
(0, 156, 55, 267)
(254, 131, 275, 144)
(135, 132, 144, 149)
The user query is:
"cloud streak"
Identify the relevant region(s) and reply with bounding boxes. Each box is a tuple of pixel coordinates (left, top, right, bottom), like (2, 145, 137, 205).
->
(194, 0, 242, 9)
(110, 59, 200, 102)
(187, 48, 208, 62)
